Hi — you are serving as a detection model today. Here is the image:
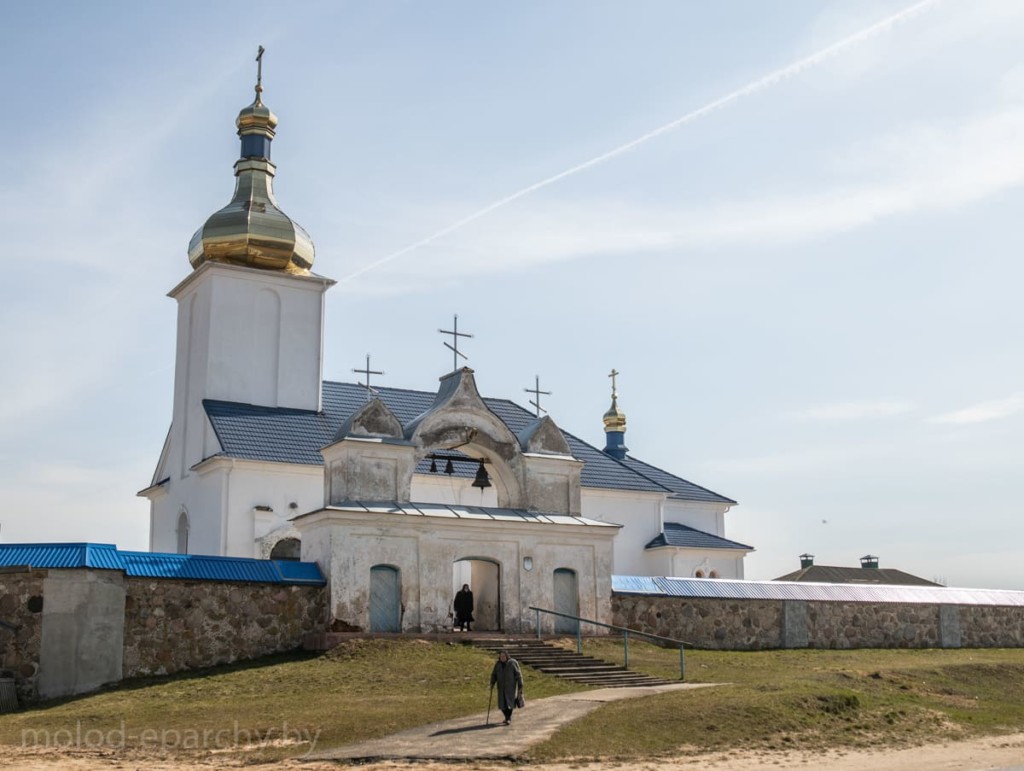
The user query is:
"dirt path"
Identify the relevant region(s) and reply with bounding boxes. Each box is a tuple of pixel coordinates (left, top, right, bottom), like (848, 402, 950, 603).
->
(312, 682, 715, 762)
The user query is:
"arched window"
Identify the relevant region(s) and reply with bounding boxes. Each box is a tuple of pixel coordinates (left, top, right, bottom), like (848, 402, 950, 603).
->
(694, 569, 705, 578)
(709, 570, 720, 579)
(270, 537, 301, 561)
(176, 510, 190, 555)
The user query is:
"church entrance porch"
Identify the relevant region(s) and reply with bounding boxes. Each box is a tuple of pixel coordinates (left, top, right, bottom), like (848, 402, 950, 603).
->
(452, 558, 500, 632)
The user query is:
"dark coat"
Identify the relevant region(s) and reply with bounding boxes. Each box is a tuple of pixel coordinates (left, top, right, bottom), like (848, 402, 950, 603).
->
(454, 589, 474, 624)
(490, 657, 523, 712)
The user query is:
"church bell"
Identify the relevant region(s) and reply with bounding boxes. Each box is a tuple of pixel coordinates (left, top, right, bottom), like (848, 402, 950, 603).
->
(471, 459, 492, 489)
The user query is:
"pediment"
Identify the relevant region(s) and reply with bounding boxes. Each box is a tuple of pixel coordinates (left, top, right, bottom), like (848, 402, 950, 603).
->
(335, 397, 404, 440)
(404, 368, 518, 450)
(517, 415, 571, 456)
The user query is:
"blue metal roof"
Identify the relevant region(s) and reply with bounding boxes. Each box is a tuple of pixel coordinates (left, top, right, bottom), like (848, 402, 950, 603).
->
(203, 380, 735, 504)
(611, 575, 1024, 607)
(0, 543, 124, 570)
(0, 543, 325, 586)
(645, 523, 753, 551)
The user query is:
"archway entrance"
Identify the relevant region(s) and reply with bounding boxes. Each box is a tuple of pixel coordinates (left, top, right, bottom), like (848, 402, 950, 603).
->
(452, 558, 501, 631)
(553, 568, 579, 634)
(369, 565, 401, 632)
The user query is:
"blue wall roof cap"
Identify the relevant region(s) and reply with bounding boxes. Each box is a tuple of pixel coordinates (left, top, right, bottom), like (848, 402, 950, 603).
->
(0, 543, 325, 586)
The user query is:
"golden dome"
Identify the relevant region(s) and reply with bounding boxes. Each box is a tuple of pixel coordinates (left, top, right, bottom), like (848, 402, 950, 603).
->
(603, 368, 627, 433)
(188, 51, 314, 275)
(603, 395, 627, 433)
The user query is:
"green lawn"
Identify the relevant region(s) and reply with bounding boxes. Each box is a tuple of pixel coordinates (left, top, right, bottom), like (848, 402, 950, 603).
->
(0, 639, 582, 761)
(2, 638, 1023, 764)
(528, 639, 1024, 761)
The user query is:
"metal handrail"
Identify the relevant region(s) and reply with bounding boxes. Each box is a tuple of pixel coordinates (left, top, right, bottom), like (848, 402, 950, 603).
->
(528, 606, 690, 680)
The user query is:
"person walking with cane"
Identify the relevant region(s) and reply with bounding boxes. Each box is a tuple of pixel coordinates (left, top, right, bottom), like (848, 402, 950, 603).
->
(489, 649, 524, 726)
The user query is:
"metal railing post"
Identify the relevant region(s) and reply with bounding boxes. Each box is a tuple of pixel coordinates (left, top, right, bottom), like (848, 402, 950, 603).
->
(526, 606, 693, 679)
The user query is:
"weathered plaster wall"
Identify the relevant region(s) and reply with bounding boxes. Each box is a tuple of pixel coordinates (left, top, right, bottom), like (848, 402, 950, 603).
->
(122, 578, 326, 677)
(296, 508, 616, 634)
(612, 594, 1024, 650)
(38, 569, 126, 699)
(0, 569, 46, 702)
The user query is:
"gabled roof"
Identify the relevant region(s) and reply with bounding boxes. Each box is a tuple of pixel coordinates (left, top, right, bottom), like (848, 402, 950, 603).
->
(203, 380, 735, 504)
(645, 522, 753, 551)
(0, 543, 325, 585)
(773, 565, 941, 587)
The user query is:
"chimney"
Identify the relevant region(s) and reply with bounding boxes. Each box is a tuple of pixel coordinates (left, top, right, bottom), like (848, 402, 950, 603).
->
(859, 554, 879, 569)
(799, 553, 814, 569)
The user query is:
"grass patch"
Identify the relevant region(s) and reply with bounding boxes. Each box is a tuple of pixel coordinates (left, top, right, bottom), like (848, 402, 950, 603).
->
(3, 638, 1024, 765)
(526, 641, 1024, 762)
(0, 639, 583, 761)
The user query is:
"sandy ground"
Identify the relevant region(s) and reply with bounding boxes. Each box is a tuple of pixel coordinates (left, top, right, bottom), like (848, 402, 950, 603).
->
(0, 732, 1023, 771)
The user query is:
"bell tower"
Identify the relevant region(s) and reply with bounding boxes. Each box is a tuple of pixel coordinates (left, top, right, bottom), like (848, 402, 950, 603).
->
(166, 48, 334, 479)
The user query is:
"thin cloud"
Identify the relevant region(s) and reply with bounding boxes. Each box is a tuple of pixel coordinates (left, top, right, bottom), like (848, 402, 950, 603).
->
(341, 0, 940, 283)
(930, 393, 1024, 424)
(348, 100, 1024, 289)
(791, 401, 917, 421)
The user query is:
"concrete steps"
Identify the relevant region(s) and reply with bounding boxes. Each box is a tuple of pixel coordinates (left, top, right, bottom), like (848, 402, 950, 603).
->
(470, 638, 677, 688)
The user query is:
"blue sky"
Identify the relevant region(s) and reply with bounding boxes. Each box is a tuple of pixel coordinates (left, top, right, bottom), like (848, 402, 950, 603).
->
(1, 1, 1021, 588)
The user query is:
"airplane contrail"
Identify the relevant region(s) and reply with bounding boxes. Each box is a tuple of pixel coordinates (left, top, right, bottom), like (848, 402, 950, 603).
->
(342, 0, 940, 282)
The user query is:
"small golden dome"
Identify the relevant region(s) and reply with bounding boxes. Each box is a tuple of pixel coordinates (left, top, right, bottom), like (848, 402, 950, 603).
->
(188, 87, 314, 273)
(236, 95, 278, 136)
(603, 395, 627, 433)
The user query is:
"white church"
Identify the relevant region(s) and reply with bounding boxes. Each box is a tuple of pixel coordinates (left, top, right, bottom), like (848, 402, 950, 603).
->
(139, 67, 753, 634)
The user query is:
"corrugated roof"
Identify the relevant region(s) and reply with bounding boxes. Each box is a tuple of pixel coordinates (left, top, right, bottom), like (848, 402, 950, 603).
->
(645, 523, 753, 551)
(307, 502, 619, 529)
(0, 543, 325, 586)
(611, 575, 1024, 607)
(204, 380, 734, 504)
(773, 565, 941, 587)
(0, 543, 124, 570)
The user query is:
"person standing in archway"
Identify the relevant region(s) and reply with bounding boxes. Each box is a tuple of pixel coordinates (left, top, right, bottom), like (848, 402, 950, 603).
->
(454, 583, 474, 632)
(489, 649, 524, 725)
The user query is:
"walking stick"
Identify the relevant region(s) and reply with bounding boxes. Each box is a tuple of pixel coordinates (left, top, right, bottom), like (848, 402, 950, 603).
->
(486, 683, 494, 726)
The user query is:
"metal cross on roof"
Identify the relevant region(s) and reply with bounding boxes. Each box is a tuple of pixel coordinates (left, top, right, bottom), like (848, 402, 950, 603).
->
(608, 368, 620, 397)
(255, 45, 265, 99)
(524, 375, 551, 417)
(439, 314, 473, 372)
(352, 353, 384, 399)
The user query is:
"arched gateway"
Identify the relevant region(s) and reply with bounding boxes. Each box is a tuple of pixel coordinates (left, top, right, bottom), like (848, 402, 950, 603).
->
(453, 558, 501, 631)
(295, 367, 618, 634)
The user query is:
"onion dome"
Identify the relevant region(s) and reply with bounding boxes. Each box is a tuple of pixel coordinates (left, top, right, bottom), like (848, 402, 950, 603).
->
(602, 369, 629, 460)
(188, 48, 315, 274)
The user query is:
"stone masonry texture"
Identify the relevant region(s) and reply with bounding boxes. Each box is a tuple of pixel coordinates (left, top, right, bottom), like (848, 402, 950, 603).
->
(612, 594, 1024, 650)
(122, 578, 326, 678)
(0, 569, 46, 702)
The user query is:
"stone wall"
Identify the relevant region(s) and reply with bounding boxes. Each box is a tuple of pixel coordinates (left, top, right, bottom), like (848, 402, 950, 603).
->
(612, 595, 783, 649)
(612, 594, 1024, 650)
(122, 578, 326, 678)
(0, 569, 46, 702)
